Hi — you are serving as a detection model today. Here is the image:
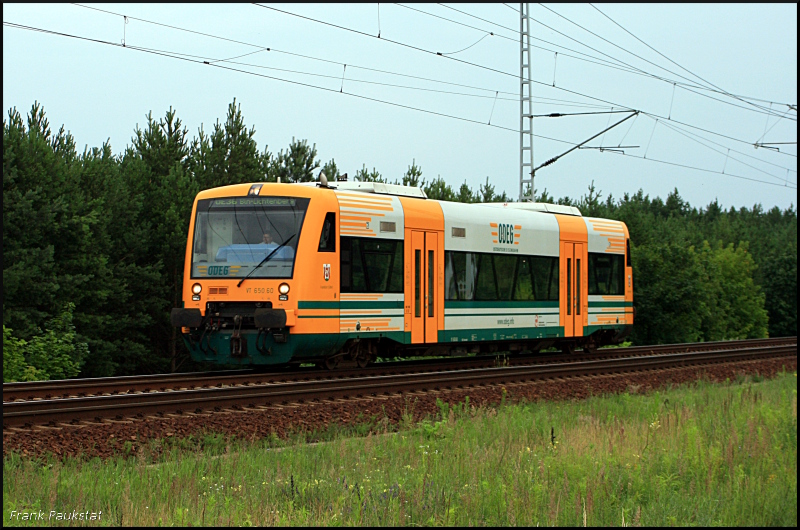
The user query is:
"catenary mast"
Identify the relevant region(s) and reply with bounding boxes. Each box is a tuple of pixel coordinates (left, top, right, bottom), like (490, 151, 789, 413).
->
(519, 3, 534, 202)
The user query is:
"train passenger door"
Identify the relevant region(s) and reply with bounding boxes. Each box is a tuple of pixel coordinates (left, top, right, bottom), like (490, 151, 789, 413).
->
(409, 231, 439, 344)
(561, 241, 586, 337)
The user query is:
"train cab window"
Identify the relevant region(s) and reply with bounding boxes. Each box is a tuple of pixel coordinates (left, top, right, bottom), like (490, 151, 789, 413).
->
(588, 253, 625, 296)
(190, 196, 309, 279)
(318, 212, 336, 252)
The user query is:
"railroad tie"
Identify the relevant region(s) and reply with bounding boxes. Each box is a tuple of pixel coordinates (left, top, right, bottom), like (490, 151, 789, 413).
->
(32, 424, 62, 431)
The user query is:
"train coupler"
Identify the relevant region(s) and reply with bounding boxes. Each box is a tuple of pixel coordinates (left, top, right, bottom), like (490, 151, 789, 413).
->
(230, 315, 248, 358)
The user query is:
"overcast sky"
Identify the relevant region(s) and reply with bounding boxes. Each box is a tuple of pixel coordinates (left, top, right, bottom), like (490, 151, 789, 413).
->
(4, 3, 797, 210)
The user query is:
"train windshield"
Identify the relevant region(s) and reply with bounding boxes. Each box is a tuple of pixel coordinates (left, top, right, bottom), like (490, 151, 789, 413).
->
(191, 196, 310, 279)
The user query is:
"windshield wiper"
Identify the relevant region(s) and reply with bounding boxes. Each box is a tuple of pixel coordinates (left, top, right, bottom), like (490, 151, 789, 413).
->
(237, 233, 296, 288)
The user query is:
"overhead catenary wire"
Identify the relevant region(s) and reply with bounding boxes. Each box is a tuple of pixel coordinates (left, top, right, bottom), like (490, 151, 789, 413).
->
(588, 3, 794, 114)
(68, 2, 608, 110)
(435, 2, 677, 82)
(0, 21, 577, 146)
(656, 116, 793, 184)
(488, 91, 499, 125)
(615, 112, 639, 147)
(753, 106, 798, 151)
(440, 32, 494, 55)
(539, 3, 788, 119)
(659, 118, 796, 174)
(448, 2, 794, 120)
(610, 150, 796, 190)
(253, 3, 796, 157)
(4, 19, 794, 192)
(640, 111, 797, 158)
(504, 2, 795, 112)
(398, 3, 654, 78)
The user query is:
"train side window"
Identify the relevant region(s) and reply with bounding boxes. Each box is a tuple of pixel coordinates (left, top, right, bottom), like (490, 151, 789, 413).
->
(532, 256, 559, 301)
(389, 242, 405, 292)
(341, 237, 403, 293)
(351, 239, 367, 291)
(445, 253, 458, 300)
(588, 253, 624, 296)
(493, 255, 517, 301)
(445, 252, 477, 300)
(475, 253, 498, 301)
(340, 238, 351, 290)
(513, 257, 534, 301)
(318, 212, 336, 252)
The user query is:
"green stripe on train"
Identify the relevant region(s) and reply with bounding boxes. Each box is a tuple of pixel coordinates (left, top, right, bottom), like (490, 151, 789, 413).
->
(445, 313, 557, 318)
(439, 326, 564, 343)
(587, 301, 633, 308)
(445, 301, 559, 309)
(299, 314, 403, 319)
(583, 324, 631, 336)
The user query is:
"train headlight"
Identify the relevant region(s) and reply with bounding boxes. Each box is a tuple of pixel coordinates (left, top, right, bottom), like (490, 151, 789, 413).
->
(279, 283, 290, 295)
(192, 283, 202, 295)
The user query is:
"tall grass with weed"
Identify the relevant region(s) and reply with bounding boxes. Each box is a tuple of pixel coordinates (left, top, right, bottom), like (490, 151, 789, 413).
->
(4, 372, 796, 526)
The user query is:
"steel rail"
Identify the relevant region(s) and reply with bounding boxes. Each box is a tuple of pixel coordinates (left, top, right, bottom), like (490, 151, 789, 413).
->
(4, 344, 795, 428)
(4, 337, 795, 402)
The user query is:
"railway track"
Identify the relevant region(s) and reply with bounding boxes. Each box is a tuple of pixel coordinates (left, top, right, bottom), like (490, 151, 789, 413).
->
(4, 337, 794, 403)
(4, 338, 795, 429)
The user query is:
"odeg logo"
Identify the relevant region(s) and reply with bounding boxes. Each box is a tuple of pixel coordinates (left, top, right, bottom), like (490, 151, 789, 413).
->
(490, 222, 520, 253)
(497, 223, 515, 244)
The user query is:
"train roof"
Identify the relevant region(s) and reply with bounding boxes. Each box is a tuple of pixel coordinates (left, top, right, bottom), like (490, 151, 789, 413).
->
(295, 181, 427, 199)
(481, 201, 582, 217)
(199, 181, 581, 218)
(296, 181, 582, 216)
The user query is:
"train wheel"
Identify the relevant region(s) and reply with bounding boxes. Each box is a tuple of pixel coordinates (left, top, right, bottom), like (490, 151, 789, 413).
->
(324, 356, 340, 370)
(561, 342, 576, 355)
(356, 354, 370, 369)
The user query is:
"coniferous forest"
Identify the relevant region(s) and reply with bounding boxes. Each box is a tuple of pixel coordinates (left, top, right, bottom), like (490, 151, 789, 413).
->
(3, 101, 796, 380)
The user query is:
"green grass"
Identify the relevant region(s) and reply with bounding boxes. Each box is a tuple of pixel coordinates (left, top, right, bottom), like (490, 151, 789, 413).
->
(4, 372, 796, 526)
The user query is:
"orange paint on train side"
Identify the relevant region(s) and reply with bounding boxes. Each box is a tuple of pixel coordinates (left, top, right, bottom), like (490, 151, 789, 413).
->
(622, 222, 634, 324)
(554, 214, 589, 338)
(399, 197, 444, 344)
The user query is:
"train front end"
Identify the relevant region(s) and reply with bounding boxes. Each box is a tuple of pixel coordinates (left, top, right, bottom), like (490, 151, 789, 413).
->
(171, 182, 339, 365)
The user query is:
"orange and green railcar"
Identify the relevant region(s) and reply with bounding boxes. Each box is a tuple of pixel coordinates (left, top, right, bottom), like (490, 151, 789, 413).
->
(171, 181, 633, 367)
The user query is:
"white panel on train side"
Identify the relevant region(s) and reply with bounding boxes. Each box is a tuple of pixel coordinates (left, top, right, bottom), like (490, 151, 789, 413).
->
(583, 217, 627, 254)
(335, 190, 405, 240)
(438, 201, 560, 256)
